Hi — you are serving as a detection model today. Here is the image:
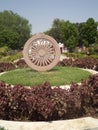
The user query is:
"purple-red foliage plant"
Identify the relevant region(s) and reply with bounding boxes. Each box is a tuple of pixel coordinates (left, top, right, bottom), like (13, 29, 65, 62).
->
(0, 74, 98, 121)
(59, 57, 98, 70)
(15, 59, 27, 68)
(0, 81, 12, 119)
(0, 62, 15, 73)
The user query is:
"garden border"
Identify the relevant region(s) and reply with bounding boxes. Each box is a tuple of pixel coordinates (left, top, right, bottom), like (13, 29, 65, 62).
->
(0, 67, 98, 130)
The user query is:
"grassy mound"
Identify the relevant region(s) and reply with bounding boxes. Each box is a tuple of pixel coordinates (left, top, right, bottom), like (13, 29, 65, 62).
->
(0, 66, 91, 86)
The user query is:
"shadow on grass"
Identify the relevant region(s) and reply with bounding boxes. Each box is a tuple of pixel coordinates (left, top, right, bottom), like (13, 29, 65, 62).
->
(26, 65, 60, 73)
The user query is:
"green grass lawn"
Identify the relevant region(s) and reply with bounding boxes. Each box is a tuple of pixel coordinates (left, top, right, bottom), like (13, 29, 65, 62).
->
(0, 66, 91, 86)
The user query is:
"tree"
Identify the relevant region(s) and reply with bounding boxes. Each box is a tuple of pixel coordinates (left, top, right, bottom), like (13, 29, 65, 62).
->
(66, 35, 78, 52)
(60, 21, 79, 51)
(45, 18, 64, 42)
(0, 30, 19, 49)
(96, 22, 98, 44)
(45, 19, 79, 52)
(45, 17, 98, 52)
(80, 18, 97, 47)
(0, 10, 32, 50)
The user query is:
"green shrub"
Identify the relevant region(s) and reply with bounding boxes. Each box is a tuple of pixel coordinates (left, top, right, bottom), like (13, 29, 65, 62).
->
(90, 54, 98, 59)
(0, 126, 7, 130)
(88, 45, 98, 55)
(65, 52, 87, 59)
(0, 46, 10, 56)
(0, 52, 23, 62)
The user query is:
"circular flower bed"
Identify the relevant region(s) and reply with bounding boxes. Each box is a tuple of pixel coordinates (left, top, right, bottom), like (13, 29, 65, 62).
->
(0, 73, 98, 121)
(0, 57, 98, 121)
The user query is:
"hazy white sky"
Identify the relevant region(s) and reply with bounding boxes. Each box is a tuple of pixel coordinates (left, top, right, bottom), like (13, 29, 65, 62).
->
(0, 0, 98, 34)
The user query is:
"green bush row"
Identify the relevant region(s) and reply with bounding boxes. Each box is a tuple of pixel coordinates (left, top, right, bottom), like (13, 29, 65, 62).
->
(64, 52, 98, 59)
(0, 46, 23, 62)
(0, 52, 23, 62)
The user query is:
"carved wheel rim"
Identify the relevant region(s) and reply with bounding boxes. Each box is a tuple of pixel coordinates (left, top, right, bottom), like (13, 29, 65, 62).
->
(23, 33, 61, 71)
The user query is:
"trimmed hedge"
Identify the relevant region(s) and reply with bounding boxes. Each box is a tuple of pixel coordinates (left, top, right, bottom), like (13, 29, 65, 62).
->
(59, 57, 98, 70)
(0, 59, 27, 73)
(1, 57, 98, 73)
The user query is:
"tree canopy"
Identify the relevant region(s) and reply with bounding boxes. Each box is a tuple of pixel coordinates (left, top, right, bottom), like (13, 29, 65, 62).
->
(0, 10, 98, 52)
(45, 17, 98, 52)
(80, 18, 97, 47)
(0, 10, 32, 49)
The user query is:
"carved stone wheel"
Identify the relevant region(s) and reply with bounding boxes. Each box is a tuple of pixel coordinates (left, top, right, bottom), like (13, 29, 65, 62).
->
(23, 33, 61, 72)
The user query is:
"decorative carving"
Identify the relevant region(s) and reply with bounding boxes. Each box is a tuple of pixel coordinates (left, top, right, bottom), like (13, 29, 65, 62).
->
(23, 33, 61, 71)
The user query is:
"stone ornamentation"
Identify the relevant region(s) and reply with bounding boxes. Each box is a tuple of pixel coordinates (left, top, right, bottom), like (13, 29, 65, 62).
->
(23, 33, 61, 71)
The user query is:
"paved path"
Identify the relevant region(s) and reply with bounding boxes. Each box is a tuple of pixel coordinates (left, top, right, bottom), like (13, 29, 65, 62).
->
(0, 117, 98, 130)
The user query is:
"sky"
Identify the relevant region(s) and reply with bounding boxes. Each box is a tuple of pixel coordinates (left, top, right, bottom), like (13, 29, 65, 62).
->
(0, 0, 98, 34)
